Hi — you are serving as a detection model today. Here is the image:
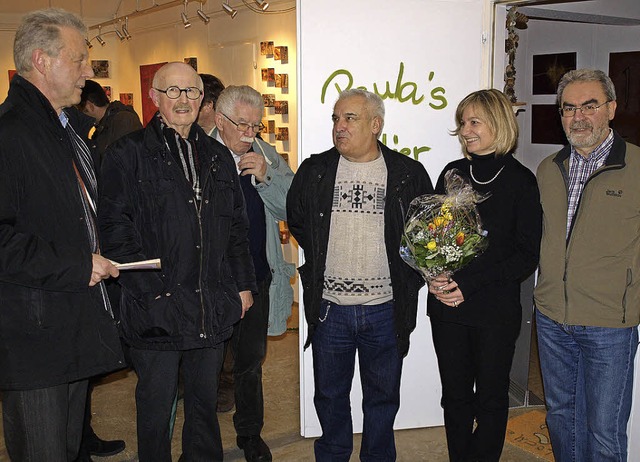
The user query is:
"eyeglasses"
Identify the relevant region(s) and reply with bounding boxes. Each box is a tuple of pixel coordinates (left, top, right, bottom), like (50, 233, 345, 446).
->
(222, 113, 265, 133)
(153, 86, 202, 100)
(559, 101, 611, 118)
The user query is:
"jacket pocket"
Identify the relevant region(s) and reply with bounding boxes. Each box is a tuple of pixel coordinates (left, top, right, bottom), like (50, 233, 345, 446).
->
(121, 289, 185, 341)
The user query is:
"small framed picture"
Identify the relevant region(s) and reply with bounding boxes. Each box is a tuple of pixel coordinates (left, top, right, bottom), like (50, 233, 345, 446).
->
(276, 127, 289, 141)
(184, 57, 198, 71)
(91, 60, 110, 78)
(262, 94, 276, 107)
(261, 68, 269, 81)
(275, 46, 288, 62)
(102, 86, 112, 101)
(119, 93, 134, 106)
(274, 100, 288, 115)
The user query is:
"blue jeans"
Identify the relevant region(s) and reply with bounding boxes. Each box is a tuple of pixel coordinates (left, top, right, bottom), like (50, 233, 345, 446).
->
(312, 300, 402, 462)
(536, 309, 638, 462)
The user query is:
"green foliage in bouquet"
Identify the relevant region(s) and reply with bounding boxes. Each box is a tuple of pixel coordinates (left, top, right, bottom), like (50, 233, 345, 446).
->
(400, 170, 488, 281)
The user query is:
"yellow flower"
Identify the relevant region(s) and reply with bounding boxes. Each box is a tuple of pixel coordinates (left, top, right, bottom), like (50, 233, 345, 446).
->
(433, 216, 445, 227)
(444, 212, 453, 221)
(426, 240, 437, 251)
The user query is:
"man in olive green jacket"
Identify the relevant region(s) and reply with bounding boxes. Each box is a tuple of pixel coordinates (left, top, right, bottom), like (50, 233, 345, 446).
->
(535, 68, 640, 462)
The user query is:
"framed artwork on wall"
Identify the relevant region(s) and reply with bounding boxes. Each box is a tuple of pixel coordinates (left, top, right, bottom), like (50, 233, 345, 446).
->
(120, 93, 134, 106)
(92, 60, 110, 78)
(531, 104, 567, 145)
(140, 62, 167, 126)
(274, 100, 288, 115)
(8, 69, 16, 83)
(263, 94, 275, 107)
(609, 51, 640, 146)
(532, 52, 576, 95)
(184, 57, 198, 71)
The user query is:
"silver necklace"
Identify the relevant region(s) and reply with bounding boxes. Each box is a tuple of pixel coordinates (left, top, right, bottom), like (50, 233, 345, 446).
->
(469, 164, 505, 185)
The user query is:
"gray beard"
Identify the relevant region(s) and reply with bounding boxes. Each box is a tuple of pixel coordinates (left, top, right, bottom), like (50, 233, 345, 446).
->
(565, 125, 608, 150)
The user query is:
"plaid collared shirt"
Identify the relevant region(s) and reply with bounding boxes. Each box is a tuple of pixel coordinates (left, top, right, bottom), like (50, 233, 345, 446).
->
(566, 129, 614, 237)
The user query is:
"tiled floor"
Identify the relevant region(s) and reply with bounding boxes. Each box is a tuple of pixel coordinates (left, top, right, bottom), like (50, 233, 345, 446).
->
(0, 307, 547, 461)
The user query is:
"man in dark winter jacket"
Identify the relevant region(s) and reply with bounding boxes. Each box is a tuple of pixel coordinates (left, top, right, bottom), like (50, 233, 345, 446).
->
(0, 8, 124, 461)
(79, 79, 142, 170)
(98, 62, 256, 461)
(287, 89, 433, 461)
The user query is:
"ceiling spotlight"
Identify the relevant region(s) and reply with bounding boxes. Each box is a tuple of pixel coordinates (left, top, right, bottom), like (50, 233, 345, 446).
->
(197, 3, 210, 24)
(181, 11, 191, 28)
(115, 27, 126, 41)
(85, 38, 93, 49)
(254, 0, 269, 11)
(222, 1, 237, 18)
(122, 17, 132, 39)
(181, 1, 192, 28)
(96, 27, 106, 46)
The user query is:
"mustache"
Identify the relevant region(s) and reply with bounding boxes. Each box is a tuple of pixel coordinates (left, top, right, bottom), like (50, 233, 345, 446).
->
(571, 121, 592, 130)
(173, 104, 191, 112)
(240, 136, 255, 143)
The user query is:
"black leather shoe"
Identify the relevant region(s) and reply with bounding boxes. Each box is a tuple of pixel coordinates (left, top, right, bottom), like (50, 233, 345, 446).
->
(237, 435, 272, 462)
(87, 435, 126, 457)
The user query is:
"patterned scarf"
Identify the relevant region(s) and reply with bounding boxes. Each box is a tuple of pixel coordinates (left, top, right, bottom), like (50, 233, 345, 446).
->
(62, 113, 113, 317)
(159, 115, 202, 202)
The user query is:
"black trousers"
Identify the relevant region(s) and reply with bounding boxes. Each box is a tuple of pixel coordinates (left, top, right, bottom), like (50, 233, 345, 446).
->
(2, 380, 88, 462)
(430, 318, 520, 462)
(130, 346, 224, 462)
(230, 275, 271, 437)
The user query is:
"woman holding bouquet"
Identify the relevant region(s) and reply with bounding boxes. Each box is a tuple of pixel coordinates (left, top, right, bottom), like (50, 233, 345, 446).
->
(427, 89, 542, 462)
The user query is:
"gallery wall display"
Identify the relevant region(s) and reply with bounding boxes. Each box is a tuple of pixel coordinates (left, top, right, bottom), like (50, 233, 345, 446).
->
(8, 70, 16, 83)
(259, 40, 290, 152)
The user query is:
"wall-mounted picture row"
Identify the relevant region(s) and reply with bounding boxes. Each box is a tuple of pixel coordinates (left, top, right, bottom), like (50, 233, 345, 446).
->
(261, 69, 288, 88)
(260, 42, 288, 62)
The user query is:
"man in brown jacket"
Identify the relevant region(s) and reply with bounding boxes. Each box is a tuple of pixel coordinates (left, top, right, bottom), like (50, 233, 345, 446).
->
(535, 68, 640, 462)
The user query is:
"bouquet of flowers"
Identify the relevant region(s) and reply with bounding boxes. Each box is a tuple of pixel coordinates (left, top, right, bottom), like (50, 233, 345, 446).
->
(400, 169, 488, 281)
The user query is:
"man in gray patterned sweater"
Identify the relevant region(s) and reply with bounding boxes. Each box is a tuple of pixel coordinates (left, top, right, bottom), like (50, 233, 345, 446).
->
(287, 89, 433, 462)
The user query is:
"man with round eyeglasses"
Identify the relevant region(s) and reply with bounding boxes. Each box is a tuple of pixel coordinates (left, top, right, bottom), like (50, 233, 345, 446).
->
(209, 85, 295, 462)
(535, 68, 640, 461)
(98, 62, 257, 461)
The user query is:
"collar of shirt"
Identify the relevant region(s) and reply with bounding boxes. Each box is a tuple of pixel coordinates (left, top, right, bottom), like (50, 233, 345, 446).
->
(59, 110, 69, 128)
(215, 131, 248, 173)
